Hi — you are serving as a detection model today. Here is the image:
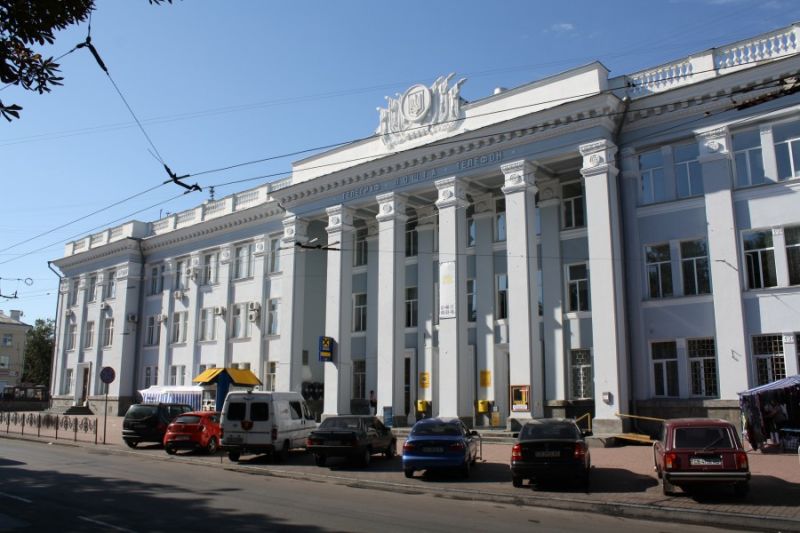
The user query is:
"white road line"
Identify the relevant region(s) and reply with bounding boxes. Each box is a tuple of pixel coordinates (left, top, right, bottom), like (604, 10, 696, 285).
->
(0, 492, 32, 503)
(78, 516, 136, 533)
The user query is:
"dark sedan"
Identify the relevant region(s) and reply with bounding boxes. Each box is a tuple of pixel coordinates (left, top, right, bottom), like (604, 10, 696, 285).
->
(510, 418, 591, 489)
(306, 415, 396, 467)
(402, 417, 480, 478)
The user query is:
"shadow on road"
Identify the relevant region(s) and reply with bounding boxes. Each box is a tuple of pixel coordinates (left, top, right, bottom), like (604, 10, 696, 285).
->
(676, 474, 800, 506)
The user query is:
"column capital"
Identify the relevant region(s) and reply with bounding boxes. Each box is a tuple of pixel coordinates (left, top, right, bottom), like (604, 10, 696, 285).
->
(375, 192, 408, 223)
(579, 139, 618, 178)
(325, 205, 354, 233)
(500, 160, 537, 195)
(695, 126, 732, 163)
(282, 215, 309, 245)
(435, 176, 468, 209)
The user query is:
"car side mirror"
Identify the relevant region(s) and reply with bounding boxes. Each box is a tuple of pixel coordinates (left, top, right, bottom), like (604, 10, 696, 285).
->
(512, 432, 519, 439)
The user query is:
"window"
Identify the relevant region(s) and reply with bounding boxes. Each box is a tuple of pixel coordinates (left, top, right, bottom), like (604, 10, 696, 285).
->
(250, 402, 269, 421)
(494, 198, 506, 242)
(496, 274, 508, 319)
(149, 265, 164, 295)
(84, 321, 94, 349)
(64, 368, 74, 394)
(0, 355, 8, 370)
(267, 298, 279, 335)
(753, 335, 786, 386)
(234, 244, 255, 279)
(145, 315, 160, 346)
(743, 230, 777, 289)
(681, 239, 710, 295)
(467, 279, 476, 322)
(689, 338, 718, 397)
(269, 237, 281, 273)
(68, 278, 79, 307)
(646, 244, 673, 298)
(230, 304, 250, 339)
(353, 293, 367, 332)
(570, 349, 593, 400)
(65, 322, 77, 351)
(87, 275, 97, 302)
(102, 318, 114, 347)
(405, 287, 418, 328)
(171, 312, 188, 344)
(353, 228, 368, 267)
(104, 269, 116, 299)
(562, 181, 585, 228)
(199, 308, 215, 341)
(1, 334, 11, 347)
(773, 121, 800, 181)
(567, 263, 590, 311)
(174, 259, 188, 290)
(467, 204, 476, 247)
(170, 365, 186, 386)
(732, 128, 765, 187)
(674, 142, 703, 198)
(266, 361, 277, 392)
(352, 360, 366, 399)
(201, 252, 218, 285)
(786, 226, 800, 285)
(639, 149, 666, 204)
(144, 366, 155, 388)
(652, 341, 678, 397)
(405, 217, 418, 257)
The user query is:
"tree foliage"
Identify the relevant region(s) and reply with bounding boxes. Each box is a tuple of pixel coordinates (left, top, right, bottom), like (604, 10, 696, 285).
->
(22, 318, 54, 386)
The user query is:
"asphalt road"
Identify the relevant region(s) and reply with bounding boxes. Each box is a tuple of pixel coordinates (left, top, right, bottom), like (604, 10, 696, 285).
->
(0, 439, 737, 533)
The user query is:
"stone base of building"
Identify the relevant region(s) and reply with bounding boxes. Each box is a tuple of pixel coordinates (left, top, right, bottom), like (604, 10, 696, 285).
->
(632, 399, 742, 437)
(591, 417, 624, 435)
(50, 395, 135, 416)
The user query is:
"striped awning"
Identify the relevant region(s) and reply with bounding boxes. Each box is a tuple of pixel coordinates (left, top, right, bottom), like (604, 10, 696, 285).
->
(738, 375, 800, 397)
(138, 386, 203, 410)
(193, 367, 261, 387)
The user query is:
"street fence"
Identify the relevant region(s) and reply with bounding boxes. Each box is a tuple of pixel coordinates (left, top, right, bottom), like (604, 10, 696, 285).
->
(0, 412, 98, 444)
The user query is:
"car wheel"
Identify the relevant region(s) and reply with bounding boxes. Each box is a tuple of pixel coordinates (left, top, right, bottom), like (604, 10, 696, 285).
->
(165, 446, 176, 455)
(314, 454, 327, 467)
(512, 475, 523, 488)
(206, 436, 218, 455)
(404, 469, 414, 479)
(461, 458, 471, 479)
(582, 470, 591, 492)
(662, 477, 675, 496)
(228, 450, 241, 462)
(384, 440, 396, 459)
(124, 439, 138, 449)
(361, 447, 372, 467)
(734, 482, 749, 498)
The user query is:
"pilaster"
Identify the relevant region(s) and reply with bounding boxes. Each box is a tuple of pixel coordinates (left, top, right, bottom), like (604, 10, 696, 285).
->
(277, 215, 309, 392)
(416, 207, 436, 410)
(473, 195, 496, 422)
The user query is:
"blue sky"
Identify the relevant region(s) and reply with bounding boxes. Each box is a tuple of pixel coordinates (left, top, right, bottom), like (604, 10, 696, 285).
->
(2, 0, 799, 323)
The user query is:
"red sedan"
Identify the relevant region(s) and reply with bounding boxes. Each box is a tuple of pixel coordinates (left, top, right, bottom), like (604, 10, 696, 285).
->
(164, 411, 222, 455)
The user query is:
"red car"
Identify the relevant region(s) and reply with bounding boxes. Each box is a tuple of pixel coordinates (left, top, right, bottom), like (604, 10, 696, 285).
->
(653, 418, 750, 497)
(163, 411, 222, 455)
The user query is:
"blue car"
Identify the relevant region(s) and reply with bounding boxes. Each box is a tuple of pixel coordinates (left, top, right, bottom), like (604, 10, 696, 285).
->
(402, 417, 480, 478)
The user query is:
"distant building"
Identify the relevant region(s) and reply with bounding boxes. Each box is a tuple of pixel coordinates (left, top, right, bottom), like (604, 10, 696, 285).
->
(51, 24, 800, 431)
(0, 310, 31, 391)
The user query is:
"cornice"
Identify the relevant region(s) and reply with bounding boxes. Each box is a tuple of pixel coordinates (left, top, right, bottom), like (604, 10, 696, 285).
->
(54, 238, 141, 270)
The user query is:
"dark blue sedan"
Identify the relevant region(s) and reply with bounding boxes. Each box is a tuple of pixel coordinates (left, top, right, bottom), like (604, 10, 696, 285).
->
(402, 417, 480, 478)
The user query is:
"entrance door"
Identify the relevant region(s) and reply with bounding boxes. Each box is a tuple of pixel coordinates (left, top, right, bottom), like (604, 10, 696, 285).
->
(74, 363, 91, 406)
(404, 349, 416, 424)
(80, 367, 90, 406)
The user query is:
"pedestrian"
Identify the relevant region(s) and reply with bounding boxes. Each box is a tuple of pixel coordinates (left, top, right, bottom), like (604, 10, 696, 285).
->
(369, 390, 377, 416)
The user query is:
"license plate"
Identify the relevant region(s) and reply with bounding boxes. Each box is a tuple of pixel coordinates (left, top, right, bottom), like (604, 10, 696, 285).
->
(175, 435, 190, 441)
(535, 450, 561, 458)
(690, 456, 722, 466)
(326, 441, 341, 446)
(422, 447, 443, 453)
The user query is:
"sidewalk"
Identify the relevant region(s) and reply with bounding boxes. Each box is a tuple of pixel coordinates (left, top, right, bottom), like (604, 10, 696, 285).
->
(3, 415, 800, 532)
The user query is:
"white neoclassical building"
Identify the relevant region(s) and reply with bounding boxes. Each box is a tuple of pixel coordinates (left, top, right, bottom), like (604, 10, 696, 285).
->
(51, 24, 800, 432)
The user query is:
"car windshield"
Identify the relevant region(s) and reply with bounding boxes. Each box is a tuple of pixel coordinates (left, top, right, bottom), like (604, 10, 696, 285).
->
(521, 423, 579, 440)
(411, 422, 460, 436)
(173, 415, 201, 424)
(674, 426, 733, 449)
(126, 405, 157, 419)
(320, 417, 363, 430)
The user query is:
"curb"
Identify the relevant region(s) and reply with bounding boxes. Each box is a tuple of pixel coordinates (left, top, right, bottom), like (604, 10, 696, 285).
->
(3, 433, 797, 532)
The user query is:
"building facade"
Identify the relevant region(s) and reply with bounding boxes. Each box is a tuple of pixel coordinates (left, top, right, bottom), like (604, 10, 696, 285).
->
(51, 25, 800, 432)
(0, 310, 31, 392)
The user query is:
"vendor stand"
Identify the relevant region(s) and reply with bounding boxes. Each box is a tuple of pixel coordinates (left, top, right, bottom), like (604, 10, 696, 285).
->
(738, 375, 800, 452)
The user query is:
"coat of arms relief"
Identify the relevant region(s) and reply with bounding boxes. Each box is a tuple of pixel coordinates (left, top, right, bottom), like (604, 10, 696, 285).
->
(377, 73, 466, 148)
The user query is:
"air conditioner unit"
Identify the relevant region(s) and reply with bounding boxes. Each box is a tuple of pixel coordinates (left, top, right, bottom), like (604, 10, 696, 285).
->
(497, 322, 509, 345)
(173, 290, 184, 300)
(248, 301, 261, 312)
(247, 310, 260, 323)
(63, 309, 73, 319)
(213, 306, 225, 316)
(186, 267, 196, 280)
(126, 313, 138, 323)
(99, 302, 108, 310)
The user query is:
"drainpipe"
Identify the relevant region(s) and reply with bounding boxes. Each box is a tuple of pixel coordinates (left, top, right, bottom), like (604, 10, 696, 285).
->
(131, 238, 146, 407)
(47, 261, 63, 408)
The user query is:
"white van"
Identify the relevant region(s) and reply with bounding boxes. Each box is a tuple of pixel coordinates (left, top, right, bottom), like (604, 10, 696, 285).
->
(220, 391, 316, 462)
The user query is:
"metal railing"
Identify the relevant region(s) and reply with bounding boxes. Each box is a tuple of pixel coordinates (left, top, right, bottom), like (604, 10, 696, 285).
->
(575, 412, 592, 433)
(0, 412, 98, 444)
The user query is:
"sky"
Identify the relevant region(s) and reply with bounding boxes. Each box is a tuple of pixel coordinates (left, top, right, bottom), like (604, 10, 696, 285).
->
(2, 0, 800, 324)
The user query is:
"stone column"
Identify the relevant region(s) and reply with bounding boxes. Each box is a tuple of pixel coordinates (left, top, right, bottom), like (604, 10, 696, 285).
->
(435, 177, 471, 420)
(366, 222, 379, 401)
(277, 215, 309, 393)
(375, 193, 407, 425)
(416, 208, 436, 411)
(538, 181, 565, 401)
(501, 160, 543, 422)
(157, 265, 173, 385)
(783, 334, 799, 377)
(218, 246, 234, 369)
(323, 205, 354, 416)
(579, 139, 628, 434)
(473, 195, 495, 422)
(695, 127, 749, 395)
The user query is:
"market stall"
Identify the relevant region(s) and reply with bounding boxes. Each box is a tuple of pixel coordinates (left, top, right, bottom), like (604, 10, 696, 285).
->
(738, 375, 800, 452)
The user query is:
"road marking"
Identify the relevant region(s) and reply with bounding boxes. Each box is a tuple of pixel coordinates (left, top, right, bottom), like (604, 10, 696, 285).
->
(78, 516, 136, 533)
(0, 492, 32, 503)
